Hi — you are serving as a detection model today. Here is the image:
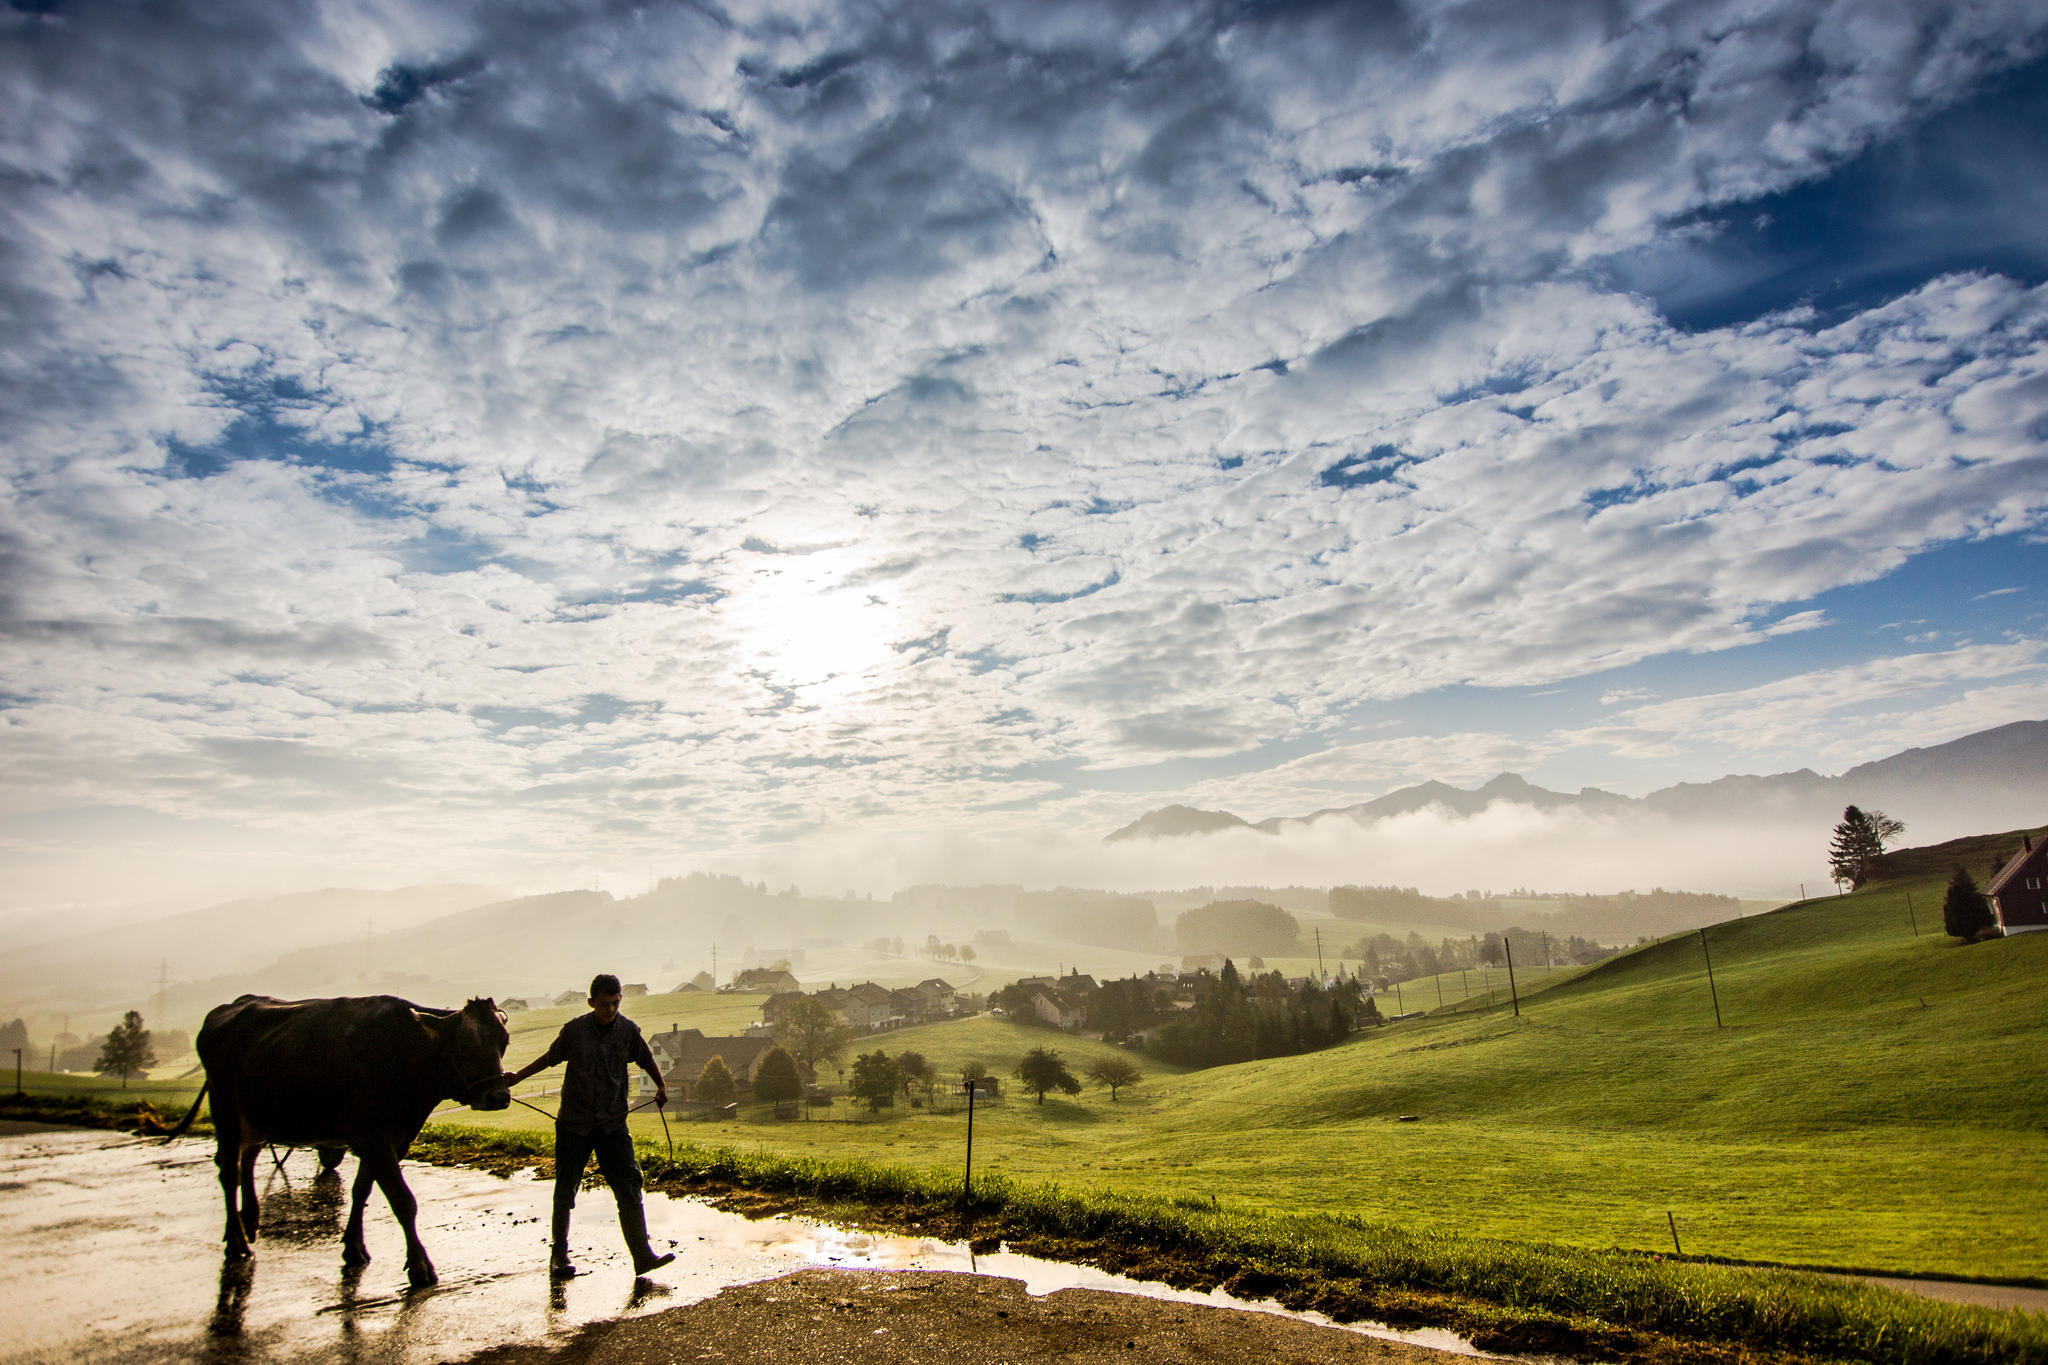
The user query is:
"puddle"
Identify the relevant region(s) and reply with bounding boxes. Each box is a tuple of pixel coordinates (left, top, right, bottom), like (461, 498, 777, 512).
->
(0, 1129, 1505, 1363)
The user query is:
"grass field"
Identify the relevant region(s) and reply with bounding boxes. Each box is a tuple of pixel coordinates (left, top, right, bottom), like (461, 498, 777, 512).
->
(434, 836, 2048, 1281)
(26, 833, 2047, 1289)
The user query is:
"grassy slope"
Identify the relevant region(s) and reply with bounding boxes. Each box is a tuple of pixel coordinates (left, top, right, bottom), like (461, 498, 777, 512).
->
(475, 839, 2044, 1281)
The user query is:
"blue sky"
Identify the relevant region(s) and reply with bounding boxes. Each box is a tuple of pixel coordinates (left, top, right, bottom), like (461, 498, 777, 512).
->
(2, 0, 2046, 911)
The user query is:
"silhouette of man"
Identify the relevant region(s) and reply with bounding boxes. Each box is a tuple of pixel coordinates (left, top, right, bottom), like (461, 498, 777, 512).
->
(503, 973, 674, 1277)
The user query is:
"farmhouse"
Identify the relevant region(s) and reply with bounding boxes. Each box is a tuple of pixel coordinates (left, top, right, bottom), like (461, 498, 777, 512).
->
(1987, 835, 2048, 935)
(650, 1025, 787, 1093)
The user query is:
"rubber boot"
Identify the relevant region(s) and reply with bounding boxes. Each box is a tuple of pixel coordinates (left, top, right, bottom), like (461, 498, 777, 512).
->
(618, 1198, 674, 1275)
(550, 1207, 578, 1278)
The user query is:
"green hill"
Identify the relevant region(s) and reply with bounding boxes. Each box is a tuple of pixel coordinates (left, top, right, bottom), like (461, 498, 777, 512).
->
(565, 827, 2046, 1280)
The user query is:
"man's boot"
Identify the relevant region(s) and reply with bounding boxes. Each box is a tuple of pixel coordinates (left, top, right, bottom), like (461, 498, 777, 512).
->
(550, 1207, 578, 1278)
(618, 1198, 674, 1275)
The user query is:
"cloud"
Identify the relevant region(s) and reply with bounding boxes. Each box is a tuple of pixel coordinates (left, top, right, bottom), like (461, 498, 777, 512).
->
(2, 1, 2047, 911)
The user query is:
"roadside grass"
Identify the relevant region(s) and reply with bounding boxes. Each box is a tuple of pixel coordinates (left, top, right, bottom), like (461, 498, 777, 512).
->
(404, 1123, 2048, 1365)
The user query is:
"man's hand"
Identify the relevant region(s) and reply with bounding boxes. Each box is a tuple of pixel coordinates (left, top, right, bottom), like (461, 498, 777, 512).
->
(654, 1085, 667, 1108)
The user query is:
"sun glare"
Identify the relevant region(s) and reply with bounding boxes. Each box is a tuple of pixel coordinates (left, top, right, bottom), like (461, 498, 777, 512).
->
(731, 556, 901, 699)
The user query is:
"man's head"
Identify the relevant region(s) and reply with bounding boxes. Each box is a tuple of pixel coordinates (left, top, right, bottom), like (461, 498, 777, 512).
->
(589, 973, 623, 1024)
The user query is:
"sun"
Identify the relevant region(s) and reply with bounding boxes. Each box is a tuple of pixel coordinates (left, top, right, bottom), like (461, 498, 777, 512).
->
(729, 554, 901, 699)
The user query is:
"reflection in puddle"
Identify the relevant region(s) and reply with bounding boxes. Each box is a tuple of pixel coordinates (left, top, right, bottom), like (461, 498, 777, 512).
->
(0, 1130, 1503, 1364)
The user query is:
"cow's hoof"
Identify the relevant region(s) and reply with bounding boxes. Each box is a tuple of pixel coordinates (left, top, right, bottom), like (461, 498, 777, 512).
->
(341, 1243, 370, 1267)
(406, 1263, 438, 1289)
(240, 1214, 260, 1241)
(223, 1245, 254, 1263)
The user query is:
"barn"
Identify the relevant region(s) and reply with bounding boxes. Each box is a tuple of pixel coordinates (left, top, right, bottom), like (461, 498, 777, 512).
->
(1987, 835, 2048, 935)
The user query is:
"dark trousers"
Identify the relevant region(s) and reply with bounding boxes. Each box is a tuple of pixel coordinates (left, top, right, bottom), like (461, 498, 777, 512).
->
(552, 1122, 642, 1222)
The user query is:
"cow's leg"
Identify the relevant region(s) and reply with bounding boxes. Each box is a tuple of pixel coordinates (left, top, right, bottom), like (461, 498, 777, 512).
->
(237, 1140, 261, 1241)
(361, 1144, 436, 1288)
(341, 1159, 376, 1266)
(215, 1125, 252, 1260)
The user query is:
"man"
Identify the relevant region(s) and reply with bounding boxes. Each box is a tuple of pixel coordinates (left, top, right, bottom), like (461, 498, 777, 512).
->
(502, 973, 675, 1277)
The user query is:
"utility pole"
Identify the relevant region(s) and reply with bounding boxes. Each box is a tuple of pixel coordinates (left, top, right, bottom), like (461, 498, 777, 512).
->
(1314, 928, 1325, 982)
(1504, 940, 1520, 1017)
(1699, 928, 1724, 1028)
(1905, 889, 1919, 937)
(960, 1078, 978, 1205)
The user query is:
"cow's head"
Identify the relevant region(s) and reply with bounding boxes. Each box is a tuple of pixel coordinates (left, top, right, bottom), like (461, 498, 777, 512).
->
(445, 998, 513, 1111)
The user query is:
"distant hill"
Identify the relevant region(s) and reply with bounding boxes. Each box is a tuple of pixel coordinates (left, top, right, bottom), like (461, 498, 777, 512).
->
(1106, 805, 1254, 841)
(1109, 719, 2048, 839)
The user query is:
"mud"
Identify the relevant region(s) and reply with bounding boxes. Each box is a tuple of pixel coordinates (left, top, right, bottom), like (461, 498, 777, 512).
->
(0, 1130, 1503, 1365)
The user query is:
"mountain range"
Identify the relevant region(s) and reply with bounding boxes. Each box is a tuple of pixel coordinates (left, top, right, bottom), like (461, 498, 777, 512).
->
(1106, 719, 2048, 840)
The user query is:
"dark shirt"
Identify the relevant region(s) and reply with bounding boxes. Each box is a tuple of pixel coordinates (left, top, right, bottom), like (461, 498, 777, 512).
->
(542, 1013, 655, 1134)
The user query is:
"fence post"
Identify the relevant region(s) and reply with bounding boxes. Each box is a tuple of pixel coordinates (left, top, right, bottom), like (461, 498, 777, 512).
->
(1698, 928, 1723, 1028)
(1504, 941, 1520, 1017)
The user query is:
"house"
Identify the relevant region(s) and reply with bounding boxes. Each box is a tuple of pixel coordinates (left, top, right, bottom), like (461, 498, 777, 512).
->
(1030, 989, 1088, 1030)
(1988, 835, 2048, 935)
(760, 991, 805, 1027)
(649, 1025, 791, 1093)
(1180, 954, 1225, 972)
(844, 981, 897, 1030)
(733, 967, 801, 993)
(553, 990, 584, 1007)
(623, 982, 648, 997)
(500, 997, 529, 1013)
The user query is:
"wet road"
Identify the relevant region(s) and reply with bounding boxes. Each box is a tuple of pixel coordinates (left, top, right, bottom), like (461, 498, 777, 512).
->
(0, 1128, 1484, 1365)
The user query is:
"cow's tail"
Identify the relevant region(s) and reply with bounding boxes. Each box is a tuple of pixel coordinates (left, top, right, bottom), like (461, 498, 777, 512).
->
(161, 1081, 209, 1144)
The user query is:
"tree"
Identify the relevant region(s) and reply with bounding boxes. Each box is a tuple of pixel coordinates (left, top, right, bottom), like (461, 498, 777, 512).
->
(959, 945, 976, 965)
(1943, 866, 1996, 941)
(753, 1045, 804, 1109)
(1012, 1046, 1081, 1105)
(894, 1050, 935, 1097)
(774, 995, 852, 1075)
(1829, 806, 1906, 890)
(960, 1059, 989, 1089)
(694, 1054, 736, 1108)
(1084, 1055, 1142, 1101)
(95, 1011, 156, 1089)
(850, 1049, 901, 1111)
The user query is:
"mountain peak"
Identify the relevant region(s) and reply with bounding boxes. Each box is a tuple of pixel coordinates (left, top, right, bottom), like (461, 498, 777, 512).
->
(1105, 805, 1252, 842)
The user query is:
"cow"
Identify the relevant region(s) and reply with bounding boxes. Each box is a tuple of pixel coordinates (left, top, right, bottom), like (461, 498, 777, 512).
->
(165, 994, 512, 1287)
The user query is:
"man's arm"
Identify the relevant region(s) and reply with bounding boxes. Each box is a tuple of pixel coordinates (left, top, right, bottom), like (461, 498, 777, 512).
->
(501, 1026, 567, 1088)
(502, 1054, 553, 1088)
(633, 1033, 667, 1107)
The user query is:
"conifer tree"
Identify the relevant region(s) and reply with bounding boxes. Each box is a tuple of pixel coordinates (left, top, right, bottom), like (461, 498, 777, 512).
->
(1942, 866, 1995, 940)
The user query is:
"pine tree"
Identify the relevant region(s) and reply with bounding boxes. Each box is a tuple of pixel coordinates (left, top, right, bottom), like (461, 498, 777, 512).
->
(1828, 806, 1906, 890)
(1942, 866, 1995, 940)
(95, 1011, 156, 1089)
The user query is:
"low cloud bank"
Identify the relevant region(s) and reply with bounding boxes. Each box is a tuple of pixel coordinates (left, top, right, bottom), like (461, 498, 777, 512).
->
(738, 790, 2039, 905)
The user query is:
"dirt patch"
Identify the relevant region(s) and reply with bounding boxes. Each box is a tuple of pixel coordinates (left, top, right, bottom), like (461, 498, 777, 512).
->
(454, 1266, 1467, 1364)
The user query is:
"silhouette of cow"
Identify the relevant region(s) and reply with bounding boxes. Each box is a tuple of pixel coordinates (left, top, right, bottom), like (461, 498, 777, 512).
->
(166, 994, 512, 1286)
